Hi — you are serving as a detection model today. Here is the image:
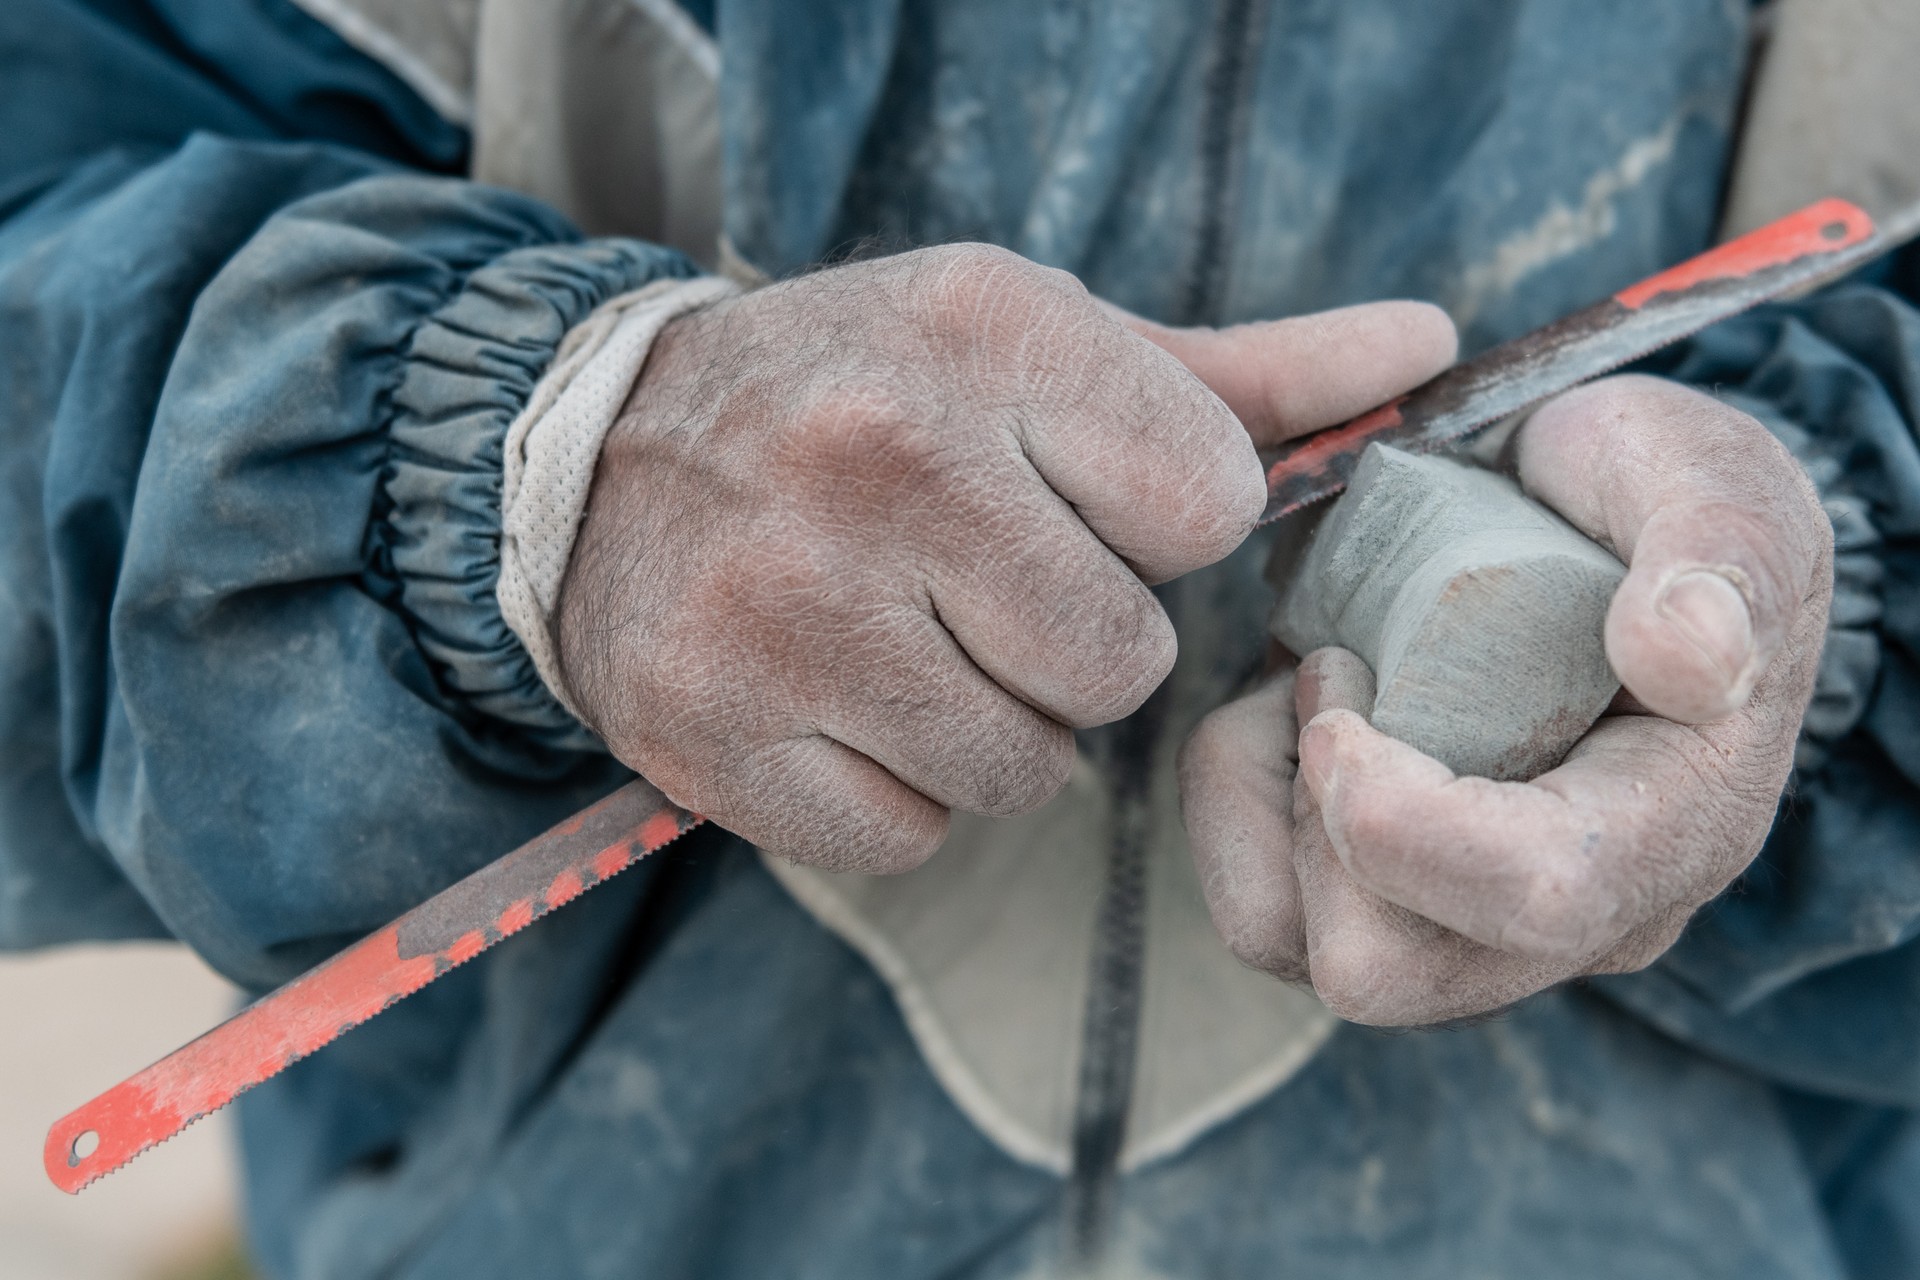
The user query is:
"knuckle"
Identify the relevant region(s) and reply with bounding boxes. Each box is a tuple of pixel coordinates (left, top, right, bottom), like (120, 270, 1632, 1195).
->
(1167, 459, 1265, 560)
(1495, 862, 1612, 964)
(916, 249, 1114, 394)
(1572, 372, 1678, 418)
(804, 805, 949, 875)
(1223, 919, 1305, 982)
(789, 389, 929, 474)
(1310, 941, 1402, 1026)
(909, 243, 1072, 328)
(1060, 588, 1176, 723)
(917, 240, 1025, 280)
(725, 739, 952, 874)
(1116, 382, 1262, 537)
(966, 721, 1075, 816)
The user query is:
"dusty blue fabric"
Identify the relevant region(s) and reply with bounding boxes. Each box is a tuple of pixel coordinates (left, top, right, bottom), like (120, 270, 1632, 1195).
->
(0, 4, 698, 970)
(244, 837, 1851, 1280)
(3, 0, 1919, 1277)
(719, 0, 1741, 348)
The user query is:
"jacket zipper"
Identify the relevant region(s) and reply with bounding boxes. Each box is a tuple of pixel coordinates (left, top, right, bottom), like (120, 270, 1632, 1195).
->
(1179, 0, 1265, 326)
(1061, 2, 1267, 1265)
(1063, 685, 1163, 1265)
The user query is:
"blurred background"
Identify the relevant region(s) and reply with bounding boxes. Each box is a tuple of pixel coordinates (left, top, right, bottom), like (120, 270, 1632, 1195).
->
(1, 944, 255, 1280)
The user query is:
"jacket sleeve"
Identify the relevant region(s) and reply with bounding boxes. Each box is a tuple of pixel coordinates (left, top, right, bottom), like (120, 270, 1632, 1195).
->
(0, 1, 701, 987)
(1596, 272, 1920, 1108)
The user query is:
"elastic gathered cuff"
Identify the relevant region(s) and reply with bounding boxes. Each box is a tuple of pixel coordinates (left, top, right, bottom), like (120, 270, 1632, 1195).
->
(373, 238, 701, 748)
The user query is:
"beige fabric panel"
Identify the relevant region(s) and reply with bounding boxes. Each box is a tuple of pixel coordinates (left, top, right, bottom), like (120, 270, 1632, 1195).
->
(1122, 750, 1335, 1172)
(766, 537, 1336, 1175)
(762, 767, 1111, 1175)
(472, 0, 723, 265)
(765, 753, 1334, 1175)
(287, 0, 480, 124)
(1723, 0, 1920, 236)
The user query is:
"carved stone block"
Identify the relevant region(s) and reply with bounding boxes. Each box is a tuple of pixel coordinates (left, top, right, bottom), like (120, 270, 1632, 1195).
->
(1268, 444, 1625, 781)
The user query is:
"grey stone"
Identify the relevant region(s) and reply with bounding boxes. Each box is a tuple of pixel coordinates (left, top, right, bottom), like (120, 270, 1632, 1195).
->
(1268, 444, 1625, 781)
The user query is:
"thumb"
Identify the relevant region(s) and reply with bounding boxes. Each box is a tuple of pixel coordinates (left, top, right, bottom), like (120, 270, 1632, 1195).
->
(1109, 300, 1458, 447)
(1516, 376, 1831, 723)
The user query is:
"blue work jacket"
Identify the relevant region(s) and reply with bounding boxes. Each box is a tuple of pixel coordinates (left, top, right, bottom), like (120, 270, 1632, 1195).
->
(2, 2, 1918, 1277)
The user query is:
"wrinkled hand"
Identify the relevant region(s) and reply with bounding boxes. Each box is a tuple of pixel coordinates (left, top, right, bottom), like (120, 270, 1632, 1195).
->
(557, 245, 1456, 871)
(1180, 375, 1834, 1025)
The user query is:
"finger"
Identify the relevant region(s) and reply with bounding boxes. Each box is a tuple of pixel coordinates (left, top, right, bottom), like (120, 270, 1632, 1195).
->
(812, 619, 1077, 816)
(908, 244, 1267, 584)
(1114, 300, 1459, 446)
(928, 478, 1178, 728)
(1012, 321, 1268, 583)
(1516, 375, 1832, 722)
(663, 732, 952, 875)
(1177, 672, 1307, 978)
(1586, 903, 1693, 976)
(1292, 646, 1376, 722)
(1291, 798, 1564, 1026)
(758, 337, 1177, 731)
(1287, 690, 1576, 1026)
(1297, 706, 1772, 963)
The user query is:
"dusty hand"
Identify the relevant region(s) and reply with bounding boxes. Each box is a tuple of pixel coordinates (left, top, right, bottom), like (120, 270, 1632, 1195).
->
(1179, 375, 1834, 1024)
(557, 244, 1454, 871)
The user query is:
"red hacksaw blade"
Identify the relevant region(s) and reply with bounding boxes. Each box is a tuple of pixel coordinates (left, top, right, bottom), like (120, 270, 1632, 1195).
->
(43, 196, 1918, 1196)
(46, 779, 701, 1193)
(1259, 197, 1905, 523)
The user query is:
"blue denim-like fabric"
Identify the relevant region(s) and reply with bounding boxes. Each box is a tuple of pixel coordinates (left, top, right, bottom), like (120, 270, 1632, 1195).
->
(719, 0, 1740, 349)
(3, 0, 1919, 1277)
(244, 836, 1849, 1280)
(0, 6, 698, 976)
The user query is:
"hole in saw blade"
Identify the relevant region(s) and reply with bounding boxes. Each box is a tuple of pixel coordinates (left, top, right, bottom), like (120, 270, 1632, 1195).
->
(68, 1128, 99, 1166)
(1821, 220, 1849, 242)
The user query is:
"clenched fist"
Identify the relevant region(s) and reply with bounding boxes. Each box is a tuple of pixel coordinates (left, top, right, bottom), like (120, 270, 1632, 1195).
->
(556, 244, 1456, 871)
(1179, 376, 1834, 1025)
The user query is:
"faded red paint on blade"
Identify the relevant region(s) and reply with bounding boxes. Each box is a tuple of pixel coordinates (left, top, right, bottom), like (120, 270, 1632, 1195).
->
(1614, 198, 1873, 309)
(46, 780, 702, 1193)
(1261, 397, 1404, 513)
(1258, 197, 1897, 523)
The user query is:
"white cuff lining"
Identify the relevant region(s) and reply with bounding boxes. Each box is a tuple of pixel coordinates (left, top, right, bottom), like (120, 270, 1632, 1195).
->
(497, 275, 740, 721)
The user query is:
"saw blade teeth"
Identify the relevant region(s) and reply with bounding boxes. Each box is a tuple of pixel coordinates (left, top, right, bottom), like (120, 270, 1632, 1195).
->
(47, 798, 705, 1192)
(52, 1101, 215, 1195)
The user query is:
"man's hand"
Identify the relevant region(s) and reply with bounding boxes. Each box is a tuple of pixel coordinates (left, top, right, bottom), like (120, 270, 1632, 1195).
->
(556, 245, 1457, 872)
(1179, 375, 1834, 1025)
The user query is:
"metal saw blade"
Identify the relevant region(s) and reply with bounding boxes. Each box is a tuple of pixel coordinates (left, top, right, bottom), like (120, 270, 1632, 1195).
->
(1259, 197, 1904, 523)
(45, 779, 702, 1193)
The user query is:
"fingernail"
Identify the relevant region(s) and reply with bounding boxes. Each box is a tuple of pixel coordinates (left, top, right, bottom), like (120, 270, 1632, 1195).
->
(1297, 715, 1340, 799)
(1656, 570, 1754, 684)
